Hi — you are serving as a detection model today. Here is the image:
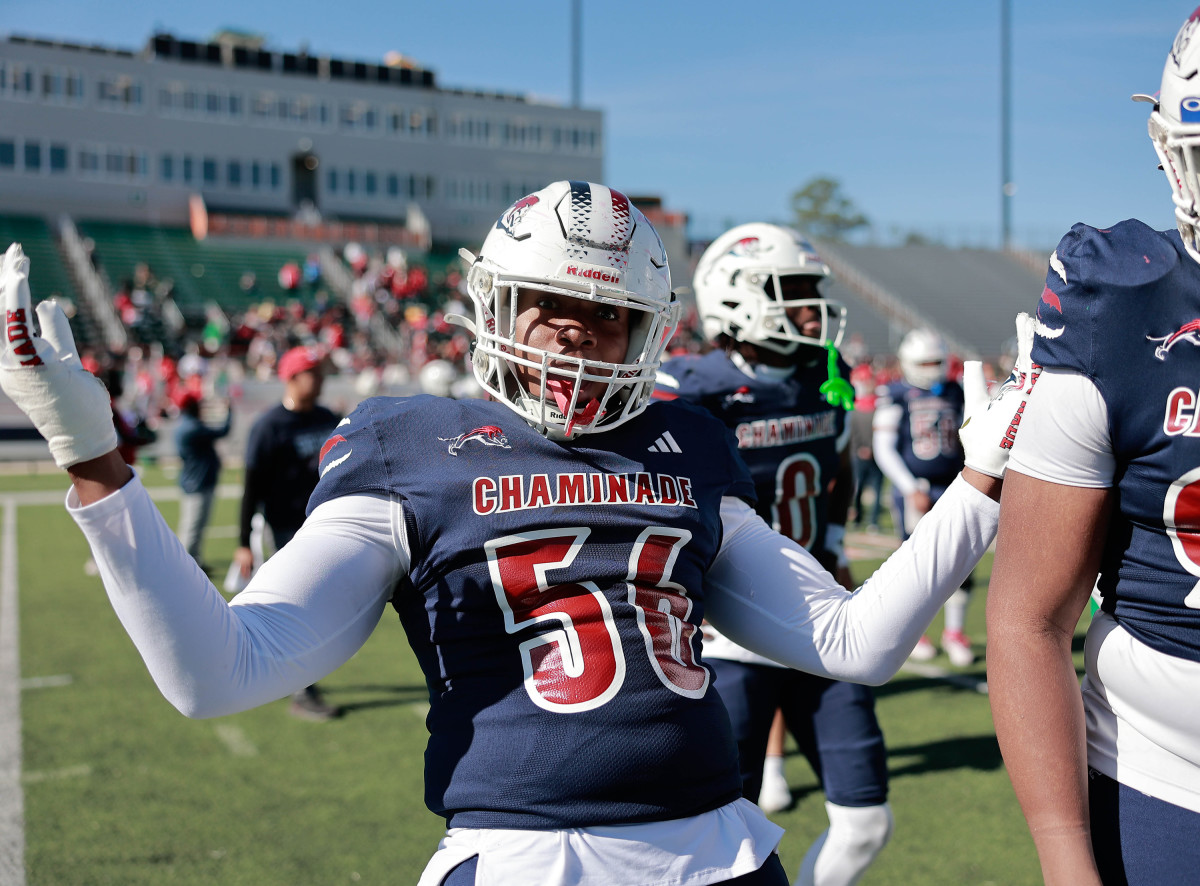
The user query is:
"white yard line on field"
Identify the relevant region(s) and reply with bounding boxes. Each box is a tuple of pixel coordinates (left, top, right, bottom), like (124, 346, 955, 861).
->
(0, 499, 26, 885)
(214, 725, 259, 758)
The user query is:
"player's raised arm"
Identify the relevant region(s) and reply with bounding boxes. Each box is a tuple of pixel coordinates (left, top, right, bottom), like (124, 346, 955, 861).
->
(705, 314, 1036, 683)
(0, 242, 131, 500)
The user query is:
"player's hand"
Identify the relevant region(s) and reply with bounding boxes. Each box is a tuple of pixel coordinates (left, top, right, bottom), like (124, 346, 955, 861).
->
(908, 489, 933, 515)
(959, 312, 1039, 478)
(0, 243, 117, 467)
(234, 546, 256, 579)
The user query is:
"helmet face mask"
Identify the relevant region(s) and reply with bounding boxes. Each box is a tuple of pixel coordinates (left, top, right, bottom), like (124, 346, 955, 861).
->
(464, 181, 680, 439)
(1150, 9, 1200, 263)
(694, 223, 846, 356)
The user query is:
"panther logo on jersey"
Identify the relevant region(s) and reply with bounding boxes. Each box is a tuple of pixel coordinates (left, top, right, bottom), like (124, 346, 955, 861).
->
(1148, 319, 1200, 361)
(723, 386, 755, 406)
(440, 425, 512, 456)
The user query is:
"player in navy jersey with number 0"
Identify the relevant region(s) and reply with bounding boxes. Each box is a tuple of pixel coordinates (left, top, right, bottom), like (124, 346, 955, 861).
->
(0, 180, 1031, 886)
(656, 223, 892, 886)
(989, 9, 1200, 884)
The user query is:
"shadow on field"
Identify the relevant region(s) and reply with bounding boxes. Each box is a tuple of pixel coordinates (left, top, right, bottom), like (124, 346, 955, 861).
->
(325, 682, 430, 715)
(885, 734, 1004, 779)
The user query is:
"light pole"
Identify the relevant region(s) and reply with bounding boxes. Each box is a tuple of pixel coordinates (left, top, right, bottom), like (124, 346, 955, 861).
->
(1001, 0, 1014, 250)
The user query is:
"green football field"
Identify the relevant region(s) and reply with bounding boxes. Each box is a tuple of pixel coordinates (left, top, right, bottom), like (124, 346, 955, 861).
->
(3, 465, 1062, 884)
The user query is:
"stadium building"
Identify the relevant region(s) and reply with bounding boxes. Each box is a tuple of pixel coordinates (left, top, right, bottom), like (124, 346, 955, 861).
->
(0, 30, 604, 245)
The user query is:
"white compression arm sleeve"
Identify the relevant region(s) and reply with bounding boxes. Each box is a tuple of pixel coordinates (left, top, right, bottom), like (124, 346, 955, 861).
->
(705, 476, 998, 684)
(871, 403, 920, 496)
(69, 475, 406, 717)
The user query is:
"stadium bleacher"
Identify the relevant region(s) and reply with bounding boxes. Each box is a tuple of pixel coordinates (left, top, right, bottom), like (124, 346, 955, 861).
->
(823, 242, 1046, 359)
(0, 215, 80, 305)
(77, 220, 317, 319)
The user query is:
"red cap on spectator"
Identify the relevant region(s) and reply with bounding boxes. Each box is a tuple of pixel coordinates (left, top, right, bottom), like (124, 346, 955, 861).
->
(173, 390, 200, 411)
(278, 345, 324, 381)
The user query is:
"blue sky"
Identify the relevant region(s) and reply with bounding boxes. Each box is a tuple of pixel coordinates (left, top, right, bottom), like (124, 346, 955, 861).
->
(4, 0, 1194, 248)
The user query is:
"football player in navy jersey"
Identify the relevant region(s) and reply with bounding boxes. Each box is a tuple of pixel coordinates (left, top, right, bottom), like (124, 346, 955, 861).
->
(873, 329, 977, 666)
(655, 223, 892, 886)
(0, 181, 1028, 886)
(989, 10, 1200, 885)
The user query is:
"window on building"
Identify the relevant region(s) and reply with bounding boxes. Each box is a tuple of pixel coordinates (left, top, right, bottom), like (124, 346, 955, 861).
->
(346, 169, 356, 194)
(327, 168, 338, 193)
(228, 92, 242, 117)
(206, 91, 222, 114)
(270, 163, 280, 189)
(202, 157, 217, 185)
(11, 66, 34, 96)
(49, 144, 68, 173)
(227, 160, 242, 187)
(252, 93, 273, 120)
(24, 142, 41, 172)
(97, 75, 142, 108)
(387, 173, 399, 197)
(251, 161, 261, 189)
(0, 141, 15, 169)
(77, 148, 98, 174)
(161, 154, 174, 181)
(365, 171, 376, 196)
(105, 150, 124, 175)
(182, 155, 194, 183)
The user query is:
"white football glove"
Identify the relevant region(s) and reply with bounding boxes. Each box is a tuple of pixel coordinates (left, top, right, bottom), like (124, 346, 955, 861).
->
(0, 243, 117, 468)
(959, 311, 1039, 479)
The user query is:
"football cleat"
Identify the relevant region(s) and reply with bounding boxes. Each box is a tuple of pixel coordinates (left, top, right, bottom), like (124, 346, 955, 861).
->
(908, 635, 937, 662)
(941, 629, 976, 667)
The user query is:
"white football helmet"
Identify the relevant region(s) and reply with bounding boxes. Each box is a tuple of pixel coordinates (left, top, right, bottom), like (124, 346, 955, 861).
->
(418, 359, 458, 398)
(459, 181, 680, 438)
(1146, 10, 1200, 263)
(898, 328, 948, 390)
(693, 222, 845, 355)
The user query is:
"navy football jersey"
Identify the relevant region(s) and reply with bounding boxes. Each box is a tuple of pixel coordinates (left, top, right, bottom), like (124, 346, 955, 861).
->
(657, 350, 847, 552)
(875, 379, 965, 486)
(1034, 220, 1200, 662)
(308, 395, 754, 828)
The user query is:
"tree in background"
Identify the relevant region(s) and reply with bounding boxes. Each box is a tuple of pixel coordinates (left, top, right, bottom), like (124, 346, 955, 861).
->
(790, 177, 869, 241)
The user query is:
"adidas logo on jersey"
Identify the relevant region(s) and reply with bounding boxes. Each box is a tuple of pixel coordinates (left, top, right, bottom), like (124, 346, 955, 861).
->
(648, 431, 682, 453)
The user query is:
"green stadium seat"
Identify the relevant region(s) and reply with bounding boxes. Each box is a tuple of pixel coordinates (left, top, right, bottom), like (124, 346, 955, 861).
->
(77, 221, 317, 321)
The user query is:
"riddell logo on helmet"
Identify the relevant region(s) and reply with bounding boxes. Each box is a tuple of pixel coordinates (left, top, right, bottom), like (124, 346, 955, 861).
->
(563, 264, 623, 284)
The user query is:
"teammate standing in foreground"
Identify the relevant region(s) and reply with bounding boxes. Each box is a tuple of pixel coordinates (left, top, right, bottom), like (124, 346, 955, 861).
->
(0, 180, 1028, 886)
(989, 9, 1200, 884)
(656, 223, 891, 886)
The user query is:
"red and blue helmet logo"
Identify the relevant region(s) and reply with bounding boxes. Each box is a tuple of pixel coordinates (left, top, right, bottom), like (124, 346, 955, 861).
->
(497, 194, 540, 236)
